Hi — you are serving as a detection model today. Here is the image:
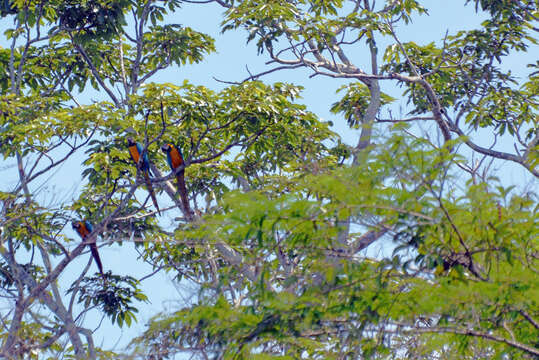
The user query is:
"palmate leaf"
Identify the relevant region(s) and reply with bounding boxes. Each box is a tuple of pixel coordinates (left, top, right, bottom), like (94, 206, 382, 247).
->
(331, 83, 396, 128)
(143, 25, 215, 67)
(55, 0, 132, 42)
(67, 273, 148, 328)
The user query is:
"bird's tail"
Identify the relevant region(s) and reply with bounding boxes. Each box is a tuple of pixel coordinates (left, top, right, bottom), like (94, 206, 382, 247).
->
(89, 242, 104, 277)
(176, 170, 192, 219)
(143, 171, 161, 215)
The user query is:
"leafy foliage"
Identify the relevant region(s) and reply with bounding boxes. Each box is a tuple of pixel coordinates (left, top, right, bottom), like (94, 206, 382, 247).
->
(67, 273, 148, 327)
(134, 129, 538, 359)
(331, 83, 396, 128)
(0, 0, 537, 359)
(56, 0, 131, 42)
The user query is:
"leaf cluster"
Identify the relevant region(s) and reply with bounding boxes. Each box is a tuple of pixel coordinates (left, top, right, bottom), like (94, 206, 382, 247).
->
(67, 273, 149, 328)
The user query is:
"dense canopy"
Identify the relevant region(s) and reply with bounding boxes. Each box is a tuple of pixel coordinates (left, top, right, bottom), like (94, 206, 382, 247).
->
(0, 0, 537, 359)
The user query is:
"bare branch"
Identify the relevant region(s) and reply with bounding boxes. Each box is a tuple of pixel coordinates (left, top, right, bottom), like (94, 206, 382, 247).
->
(398, 324, 539, 357)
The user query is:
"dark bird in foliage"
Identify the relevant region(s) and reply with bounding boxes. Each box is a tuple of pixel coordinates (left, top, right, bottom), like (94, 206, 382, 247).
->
(72, 220, 104, 276)
(127, 137, 161, 215)
(161, 143, 192, 218)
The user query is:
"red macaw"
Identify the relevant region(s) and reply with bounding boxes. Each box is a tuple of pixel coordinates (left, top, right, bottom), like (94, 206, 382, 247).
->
(161, 143, 192, 217)
(72, 220, 104, 276)
(127, 137, 161, 215)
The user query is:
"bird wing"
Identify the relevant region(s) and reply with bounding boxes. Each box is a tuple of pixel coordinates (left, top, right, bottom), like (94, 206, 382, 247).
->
(84, 221, 93, 233)
(138, 142, 151, 171)
(165, 150, 173, 170)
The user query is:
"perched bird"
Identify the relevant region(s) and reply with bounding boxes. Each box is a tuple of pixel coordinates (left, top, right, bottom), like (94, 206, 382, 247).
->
(126, 137, 161, 215)
(72, 220, 104, 276)
(161, 143, 191, 218)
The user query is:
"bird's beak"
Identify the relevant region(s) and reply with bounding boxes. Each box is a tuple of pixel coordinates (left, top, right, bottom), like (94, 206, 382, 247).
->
(161, 144, 169, 152)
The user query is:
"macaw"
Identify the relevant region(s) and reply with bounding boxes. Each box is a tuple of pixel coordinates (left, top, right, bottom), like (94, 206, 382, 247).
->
(127, 137, 161, 215)
(72, 220, 104, 276)
(161, 143, 191, 217)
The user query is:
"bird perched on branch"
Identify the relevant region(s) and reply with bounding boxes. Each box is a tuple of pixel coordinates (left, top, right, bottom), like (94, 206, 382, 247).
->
(127, 137, 161, 215)
(72, 220, 104, 277)
(161, 143, 192, 218)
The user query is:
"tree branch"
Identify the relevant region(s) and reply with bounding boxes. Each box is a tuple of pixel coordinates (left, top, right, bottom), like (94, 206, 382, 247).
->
(72, 42, 120, 106)
(399, 324, 539, 357)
